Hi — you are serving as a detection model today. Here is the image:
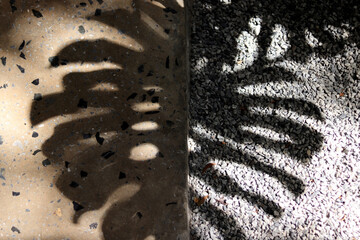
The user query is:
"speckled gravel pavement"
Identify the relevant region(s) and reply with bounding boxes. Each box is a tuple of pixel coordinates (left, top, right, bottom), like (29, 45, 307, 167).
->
(188, 1, 360, 239)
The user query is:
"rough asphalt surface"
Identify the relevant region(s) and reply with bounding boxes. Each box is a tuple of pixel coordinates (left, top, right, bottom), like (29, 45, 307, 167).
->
(188, 0, 360, 239)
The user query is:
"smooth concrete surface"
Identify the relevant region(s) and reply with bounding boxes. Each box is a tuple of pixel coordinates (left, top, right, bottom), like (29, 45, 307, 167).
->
(0, 0, 188, 239)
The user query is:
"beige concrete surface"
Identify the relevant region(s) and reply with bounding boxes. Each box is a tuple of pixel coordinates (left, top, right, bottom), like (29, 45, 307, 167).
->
(0, 0, 188, 239)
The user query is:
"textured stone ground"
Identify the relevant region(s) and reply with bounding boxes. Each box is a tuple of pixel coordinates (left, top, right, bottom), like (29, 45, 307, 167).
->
(0, 1, 189, 239)
(188, 1, 360, 239)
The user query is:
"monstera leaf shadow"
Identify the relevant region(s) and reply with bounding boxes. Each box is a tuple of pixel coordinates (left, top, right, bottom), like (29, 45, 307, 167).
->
(190, 61, 325, 219)
(188, 0, 359, 239)
(189, 49, 325, 238)
(30, 1, 185, 239)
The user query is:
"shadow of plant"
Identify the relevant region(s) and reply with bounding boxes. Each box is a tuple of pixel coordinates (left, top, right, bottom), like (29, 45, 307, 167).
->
(30, 1, 187, 239)
(189, 0, 359, 239)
